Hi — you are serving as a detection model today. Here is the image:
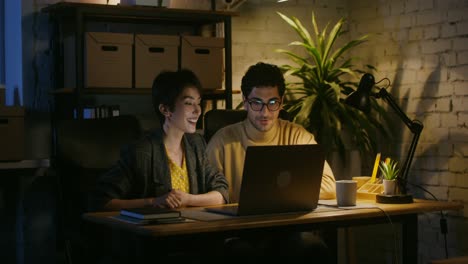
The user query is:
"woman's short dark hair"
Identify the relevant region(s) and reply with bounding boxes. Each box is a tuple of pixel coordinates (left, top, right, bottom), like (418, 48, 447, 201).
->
(152, 69, 202, 126)
(240, 62, 286, 97)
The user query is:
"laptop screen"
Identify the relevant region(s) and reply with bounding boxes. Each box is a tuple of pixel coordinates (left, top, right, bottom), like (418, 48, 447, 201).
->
(206, 144, 325, 217)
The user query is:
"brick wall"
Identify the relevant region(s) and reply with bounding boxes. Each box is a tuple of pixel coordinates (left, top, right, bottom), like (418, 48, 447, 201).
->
(347, 0, 468, 262)
(232, 0, 468, 262)
(231, 0, 348, 107)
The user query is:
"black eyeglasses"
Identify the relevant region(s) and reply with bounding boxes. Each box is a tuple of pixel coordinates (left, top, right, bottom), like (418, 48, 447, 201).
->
(246, 98, 282, 112)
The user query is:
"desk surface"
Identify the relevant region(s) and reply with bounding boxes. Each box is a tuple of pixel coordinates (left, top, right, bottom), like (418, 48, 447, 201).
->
(83, 199, 463, 238)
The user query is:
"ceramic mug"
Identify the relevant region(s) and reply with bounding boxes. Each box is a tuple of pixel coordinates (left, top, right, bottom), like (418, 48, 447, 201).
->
(336, 180, 357, 206)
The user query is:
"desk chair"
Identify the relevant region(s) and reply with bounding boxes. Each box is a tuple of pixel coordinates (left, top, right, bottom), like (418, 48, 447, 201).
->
(203, 109, 290, 142)
(53, 115, 142, 264)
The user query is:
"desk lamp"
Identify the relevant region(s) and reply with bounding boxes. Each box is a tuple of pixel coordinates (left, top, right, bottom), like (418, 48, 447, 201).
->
(345, 73, 423, 204)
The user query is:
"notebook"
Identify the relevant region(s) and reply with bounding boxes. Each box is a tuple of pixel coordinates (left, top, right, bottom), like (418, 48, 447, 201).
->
(205, 144, 325, 216)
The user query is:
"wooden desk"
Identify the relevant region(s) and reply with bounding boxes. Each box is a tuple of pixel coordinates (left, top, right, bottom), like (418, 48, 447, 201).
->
(83, 199, 462, 262)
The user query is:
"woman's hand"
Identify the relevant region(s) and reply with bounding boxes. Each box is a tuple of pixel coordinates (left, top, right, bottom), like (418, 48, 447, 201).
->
(153, 189, 192, 208)
(170, 189, 192, 207)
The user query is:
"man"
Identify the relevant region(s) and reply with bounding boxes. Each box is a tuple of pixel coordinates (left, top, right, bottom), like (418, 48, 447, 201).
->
(206, 62, 336, 257)
(206, 62, 335, 203)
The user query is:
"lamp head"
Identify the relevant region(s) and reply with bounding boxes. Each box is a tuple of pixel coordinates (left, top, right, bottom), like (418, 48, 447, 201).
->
(345, 73, 375, 113)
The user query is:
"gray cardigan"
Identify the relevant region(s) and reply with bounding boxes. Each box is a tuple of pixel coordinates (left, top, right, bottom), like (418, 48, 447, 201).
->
(89, 130, 229, 211)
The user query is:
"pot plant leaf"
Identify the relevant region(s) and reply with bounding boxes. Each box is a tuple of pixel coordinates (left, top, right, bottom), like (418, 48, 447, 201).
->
(379, 158, 400, 180)
(276, 11, 392, 165)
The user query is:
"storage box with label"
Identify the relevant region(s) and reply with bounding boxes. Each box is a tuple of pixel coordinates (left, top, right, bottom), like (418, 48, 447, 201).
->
(86, 32, 133, 88)
(181, 35, 224, 90)
(0, 106, 25, 161)
(135, 34, 179, 89)
(167, 0, 212, 10)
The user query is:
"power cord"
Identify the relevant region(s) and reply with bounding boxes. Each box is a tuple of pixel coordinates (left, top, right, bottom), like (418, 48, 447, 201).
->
(408, 182, 449, 258)
(373, 206, 400, 264)
(319, 203, 400, 264)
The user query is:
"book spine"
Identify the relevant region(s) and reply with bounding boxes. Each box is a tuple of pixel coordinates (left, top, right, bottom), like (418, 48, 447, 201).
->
(120, 211, 180, 220)
(120, 211, 143, 219)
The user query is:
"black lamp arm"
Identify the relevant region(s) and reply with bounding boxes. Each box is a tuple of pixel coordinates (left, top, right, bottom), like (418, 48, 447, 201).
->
(374, 88, 424, 194)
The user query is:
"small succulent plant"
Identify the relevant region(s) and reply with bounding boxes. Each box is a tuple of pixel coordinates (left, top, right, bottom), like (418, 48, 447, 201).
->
(379, 158, 400, 180)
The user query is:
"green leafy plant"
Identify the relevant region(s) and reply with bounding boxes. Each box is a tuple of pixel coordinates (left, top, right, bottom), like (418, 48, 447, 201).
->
(276, 12, 392, 163)
(379, 158, 400, 180)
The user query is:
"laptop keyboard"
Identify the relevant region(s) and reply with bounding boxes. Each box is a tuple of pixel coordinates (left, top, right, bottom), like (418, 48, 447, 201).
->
(205, 205, 239, 216)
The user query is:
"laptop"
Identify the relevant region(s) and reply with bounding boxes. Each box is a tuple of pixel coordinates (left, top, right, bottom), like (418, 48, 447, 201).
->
(205, 144, 325, 216)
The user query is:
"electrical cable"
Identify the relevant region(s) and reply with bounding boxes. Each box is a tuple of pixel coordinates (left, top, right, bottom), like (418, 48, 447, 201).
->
(407, 182, 449, 258)
(319, 203, 400, 264)
(375, 77, 391, 89)
(374, 206, 400, 264)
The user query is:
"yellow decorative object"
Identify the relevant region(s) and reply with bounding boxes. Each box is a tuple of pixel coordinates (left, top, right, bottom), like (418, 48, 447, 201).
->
(357, 177, 383, 200)
(370, 153, 381, 183)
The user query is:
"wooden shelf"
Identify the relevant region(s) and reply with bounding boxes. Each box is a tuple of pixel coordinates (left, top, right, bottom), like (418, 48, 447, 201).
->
(43, 2, 236, 119)
(51, 87, 240, 96)
(42, 2, 238, 23)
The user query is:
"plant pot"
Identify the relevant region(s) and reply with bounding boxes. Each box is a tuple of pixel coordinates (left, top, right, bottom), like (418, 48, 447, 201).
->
(383, 179, 397, 195)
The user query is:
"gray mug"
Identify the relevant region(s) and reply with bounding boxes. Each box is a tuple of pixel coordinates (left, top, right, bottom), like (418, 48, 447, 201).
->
(336, 180, 357, 206)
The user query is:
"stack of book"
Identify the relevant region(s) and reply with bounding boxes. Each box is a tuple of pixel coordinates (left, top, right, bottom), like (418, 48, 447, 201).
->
(75, 105, 120, 119)
(113, 207, 184, 225)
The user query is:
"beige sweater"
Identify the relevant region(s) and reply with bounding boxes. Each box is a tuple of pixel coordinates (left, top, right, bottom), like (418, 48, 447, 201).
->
(206, 118, 336, 203)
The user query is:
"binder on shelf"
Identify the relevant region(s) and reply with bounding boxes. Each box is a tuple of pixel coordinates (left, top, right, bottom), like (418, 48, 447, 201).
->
(74, 105, 120, 119)
(110, 105, 120, 117)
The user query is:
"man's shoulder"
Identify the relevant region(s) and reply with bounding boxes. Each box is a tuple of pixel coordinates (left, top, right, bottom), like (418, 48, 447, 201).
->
(277, 119, 316, 142)
(278, 119, 309, 132)
(220, 121, 243, 132)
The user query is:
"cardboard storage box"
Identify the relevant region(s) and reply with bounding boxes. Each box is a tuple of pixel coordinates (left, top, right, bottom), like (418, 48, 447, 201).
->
(86, 32, 133, 88)
(135, 34, 179, 89)
(181, 36, 224, 90)
(0, 106, 25, 161)
(167, 0, 212, 10)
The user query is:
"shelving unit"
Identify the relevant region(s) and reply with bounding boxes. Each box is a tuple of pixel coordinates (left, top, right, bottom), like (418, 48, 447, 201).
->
(43, 2, 237, 119)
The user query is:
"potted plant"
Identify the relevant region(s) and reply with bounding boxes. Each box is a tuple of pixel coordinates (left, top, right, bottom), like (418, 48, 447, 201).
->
(276, 12, 392, 169)
(379, 158, 400, 195)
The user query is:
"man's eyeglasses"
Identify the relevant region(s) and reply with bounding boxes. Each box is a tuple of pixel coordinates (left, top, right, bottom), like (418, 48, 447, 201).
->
(246, 98, 282, 112)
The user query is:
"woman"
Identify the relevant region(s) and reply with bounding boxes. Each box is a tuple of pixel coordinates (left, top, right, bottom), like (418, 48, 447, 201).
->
(90, 69, 229, 211)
